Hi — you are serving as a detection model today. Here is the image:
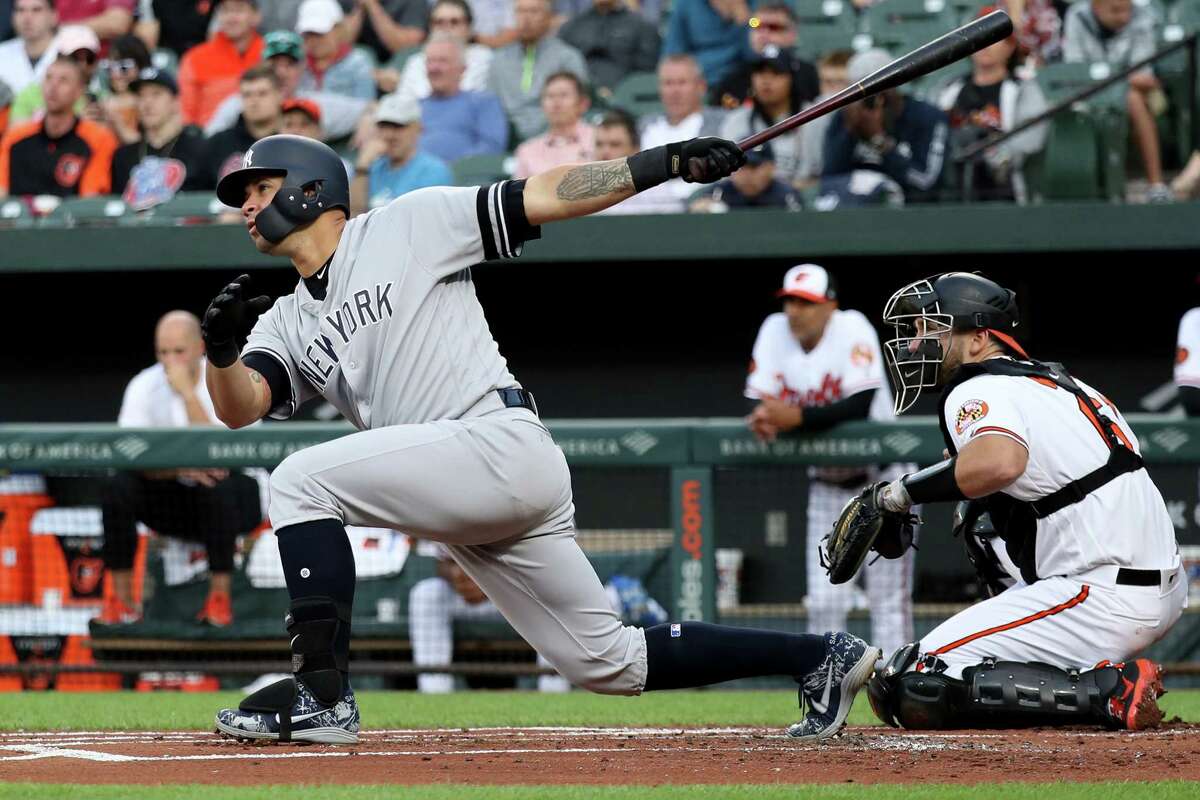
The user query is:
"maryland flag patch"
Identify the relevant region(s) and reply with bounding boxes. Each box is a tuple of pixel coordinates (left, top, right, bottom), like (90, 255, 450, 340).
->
(955, 399, 989, 436)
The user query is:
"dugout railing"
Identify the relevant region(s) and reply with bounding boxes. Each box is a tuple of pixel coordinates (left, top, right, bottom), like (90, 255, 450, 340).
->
(0, 418, 1198, 688)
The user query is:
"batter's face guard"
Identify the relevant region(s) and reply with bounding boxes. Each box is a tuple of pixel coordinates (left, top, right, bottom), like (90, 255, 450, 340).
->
(216, 134, 351, 244)
(882, 278, 954, 415)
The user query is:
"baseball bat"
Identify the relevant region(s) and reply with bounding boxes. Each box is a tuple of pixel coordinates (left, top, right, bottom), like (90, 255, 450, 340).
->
(736, 10, 1013, 151)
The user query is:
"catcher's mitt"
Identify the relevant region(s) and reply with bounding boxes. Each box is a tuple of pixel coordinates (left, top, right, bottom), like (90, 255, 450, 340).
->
(821, 482, 920, 584)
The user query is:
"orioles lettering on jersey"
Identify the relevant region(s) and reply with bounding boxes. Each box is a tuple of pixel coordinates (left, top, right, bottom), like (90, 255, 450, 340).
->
(297, 282, 394, 389)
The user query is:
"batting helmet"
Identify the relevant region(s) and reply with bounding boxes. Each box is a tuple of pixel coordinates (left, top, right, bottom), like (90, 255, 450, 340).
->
(216, 134, 350, 243)
(881, 272, 1023, 413)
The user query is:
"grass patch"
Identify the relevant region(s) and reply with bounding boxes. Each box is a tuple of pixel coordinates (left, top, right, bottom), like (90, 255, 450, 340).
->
(0, 783, 1197, 800)
(1, 689, 1198, 732)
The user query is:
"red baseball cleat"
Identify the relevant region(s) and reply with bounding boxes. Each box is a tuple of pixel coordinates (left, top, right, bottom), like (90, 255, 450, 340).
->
(1105, 659, 1166, 731)
(196, 590, 233, 627)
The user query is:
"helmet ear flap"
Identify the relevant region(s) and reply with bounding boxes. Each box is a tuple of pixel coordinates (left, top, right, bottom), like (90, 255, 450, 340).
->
(257, 181, 330, 243)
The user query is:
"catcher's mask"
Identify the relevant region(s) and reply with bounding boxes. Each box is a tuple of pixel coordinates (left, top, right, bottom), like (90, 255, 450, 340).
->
(882, 272, 1022, 414)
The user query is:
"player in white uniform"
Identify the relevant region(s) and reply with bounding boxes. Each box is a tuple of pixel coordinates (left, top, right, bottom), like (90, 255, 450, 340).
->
(202, 134, 882, 744)
(863, 272, 1186, 731)
(745, 265, 915, 660)
(1174, 307, 1200, 414)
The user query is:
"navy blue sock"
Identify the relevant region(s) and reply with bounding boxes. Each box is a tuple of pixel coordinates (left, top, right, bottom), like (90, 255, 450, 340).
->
(276, 519, 356, 669)
(642, 622, 827, 691)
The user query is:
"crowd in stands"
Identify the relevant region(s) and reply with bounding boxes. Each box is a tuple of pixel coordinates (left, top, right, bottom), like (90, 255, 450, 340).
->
(0, 0, 1195, 213)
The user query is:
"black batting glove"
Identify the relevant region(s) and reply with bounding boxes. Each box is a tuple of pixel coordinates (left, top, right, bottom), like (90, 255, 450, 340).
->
(201, 274, 273, 368)
(626, 137, 748, 192)
(678, 137, 747, 184)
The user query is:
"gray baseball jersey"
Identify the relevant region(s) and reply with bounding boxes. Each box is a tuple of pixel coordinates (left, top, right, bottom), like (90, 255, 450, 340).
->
(250, 182, 649, 695)
(244, 183, 529, 428)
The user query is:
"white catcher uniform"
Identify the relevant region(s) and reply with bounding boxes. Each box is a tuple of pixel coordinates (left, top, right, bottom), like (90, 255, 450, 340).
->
(244, 182, 648, 694)
(746, 306, 916, 658)
(914, 364, 1187, 679)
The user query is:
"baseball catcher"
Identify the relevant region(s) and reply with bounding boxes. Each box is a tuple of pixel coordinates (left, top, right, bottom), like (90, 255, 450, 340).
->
(837, 272, 1186, 731)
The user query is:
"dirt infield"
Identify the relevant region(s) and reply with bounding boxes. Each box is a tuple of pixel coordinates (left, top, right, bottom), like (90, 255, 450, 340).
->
(2, 725, 1199, 785)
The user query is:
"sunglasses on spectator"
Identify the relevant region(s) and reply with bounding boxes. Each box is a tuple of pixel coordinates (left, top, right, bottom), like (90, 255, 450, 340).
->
(70, 49, 97, 65)
(101, 58, 139, 73)
(431, 15, 468, 27)
(749, 19, 791, 33)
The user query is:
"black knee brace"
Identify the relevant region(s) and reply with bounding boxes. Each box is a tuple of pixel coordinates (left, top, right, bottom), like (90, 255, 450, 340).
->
(238, 597, 351, 740)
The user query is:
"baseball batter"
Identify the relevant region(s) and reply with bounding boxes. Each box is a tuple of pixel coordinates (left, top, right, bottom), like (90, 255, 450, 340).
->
(745, 264, 915, 660)
(856, 272, 1186, 731)
(203, 134, 881, 744)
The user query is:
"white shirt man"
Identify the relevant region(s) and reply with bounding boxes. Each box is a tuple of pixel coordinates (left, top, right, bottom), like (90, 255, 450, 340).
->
(0, 0, 59, 94)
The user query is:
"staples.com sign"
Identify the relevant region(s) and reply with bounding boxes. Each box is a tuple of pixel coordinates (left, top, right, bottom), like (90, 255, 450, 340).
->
(677, 479, 705, 621)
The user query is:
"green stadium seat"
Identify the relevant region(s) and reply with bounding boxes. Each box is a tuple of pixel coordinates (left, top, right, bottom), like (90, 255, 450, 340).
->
(153, 191, 229, 220)
(45, 196, 133, 224)
(609, 71, 663, 120)
(1024, 110, 1103, 202)
(1036, 62, 1129, 200)
(150, 48, 179, 75)
(0, 198, 32, 224)
(792, 0, 858, 61)
(862, 0, 958, 54)
(452, 153, 513, 186)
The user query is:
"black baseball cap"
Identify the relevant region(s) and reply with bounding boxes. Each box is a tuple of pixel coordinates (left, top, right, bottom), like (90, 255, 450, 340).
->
(131, 67, 178, 95)
(752, 44, 793, 74)
(745, 142, 775, 166)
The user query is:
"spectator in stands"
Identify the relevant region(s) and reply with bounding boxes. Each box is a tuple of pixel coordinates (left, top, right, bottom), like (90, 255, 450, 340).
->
(0, 56, 117, 196)
(821, 49, 948, 204)
(200, 63, 280, 187)
(1003, 0, 1061, 65)
(98, 311, 263, 627)
(637, 53, 724, 211)
(205, 30, 371, 140)
(133, 0, 216, 55)
(0, 80, 11, 138)
(281, 96, 321, 138)
(513, 70, 592, 177)
(1063, 0, 1168, 202)
(720, 45, 807, 187)
(419, 33, 508, 162)
(662, 0, 752, 87)
(255, 0, 350, 35)
(9, 24, 100, 122)
(558, 0, 659, 96)
(352, 91, 451, 214)
(468, 0, 516, 48)
(796, 49, 852, 190)
(296, 0, 376, 100)
(111, 67, 209, 207)
(688, 141, 800, 211)
(177, 0, 264, 127)
(56, 0, 134, 49)
(710, 0, 816, 111)
(343, 0, 426, 63)
(0, 0, 58, 95)
(409, 544, 569, 693)
(938, 9, 1047, 204)
(489, 0, 587, 142)
(816, 48, 850, 97)
(96, 33, 152, 145)
(385, 0, 492, 100)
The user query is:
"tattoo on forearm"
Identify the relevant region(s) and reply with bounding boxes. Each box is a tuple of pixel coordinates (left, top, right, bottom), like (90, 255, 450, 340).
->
(249, 371, 262, 384)
(555, 160, 634, 201)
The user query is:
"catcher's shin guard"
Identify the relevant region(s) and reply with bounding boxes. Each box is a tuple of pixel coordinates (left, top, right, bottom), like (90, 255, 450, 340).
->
(871, 650, 1124, 730)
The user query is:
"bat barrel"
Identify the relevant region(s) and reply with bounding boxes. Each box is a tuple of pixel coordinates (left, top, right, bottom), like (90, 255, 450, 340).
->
(736, 10, 1013, 152)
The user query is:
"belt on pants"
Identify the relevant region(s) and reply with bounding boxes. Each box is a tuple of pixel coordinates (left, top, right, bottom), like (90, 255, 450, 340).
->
(1071, 562, 1181, 591)
(497, 387, 538, 415)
